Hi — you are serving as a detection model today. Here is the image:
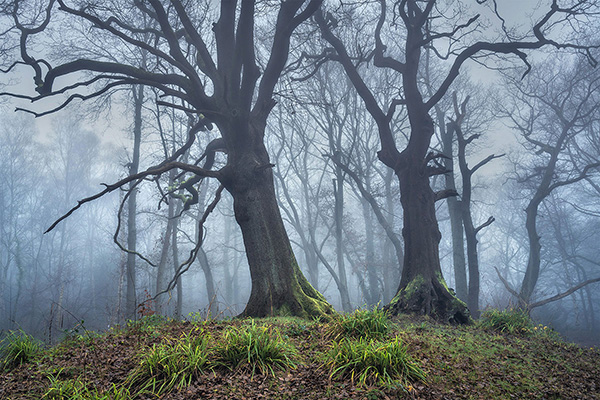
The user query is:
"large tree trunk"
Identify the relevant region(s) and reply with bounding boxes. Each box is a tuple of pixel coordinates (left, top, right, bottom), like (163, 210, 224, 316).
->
(222, 127, 333, 318)
(232, 173, 333, 318)
(385, 159, 469, 323)
(383, 109, 469, 324)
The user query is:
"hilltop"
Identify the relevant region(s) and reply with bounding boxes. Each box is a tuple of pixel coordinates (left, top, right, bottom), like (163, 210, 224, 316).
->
(1, 309, 598, 399)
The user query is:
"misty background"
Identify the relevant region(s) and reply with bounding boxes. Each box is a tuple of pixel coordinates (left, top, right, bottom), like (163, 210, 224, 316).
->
(0, 0, 599, 346)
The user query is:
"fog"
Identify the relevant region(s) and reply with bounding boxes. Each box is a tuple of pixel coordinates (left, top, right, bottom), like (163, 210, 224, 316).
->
(0, 0, 599, 347)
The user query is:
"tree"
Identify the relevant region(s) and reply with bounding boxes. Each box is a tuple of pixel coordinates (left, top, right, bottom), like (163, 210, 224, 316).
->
(0, 115, 37, 330)
(447, 93, 501, 318)
(125, 84, 143, 320)
(316, 0, 599, 322)
(4, 0, 334, 318)
(498, 56, 600, 310)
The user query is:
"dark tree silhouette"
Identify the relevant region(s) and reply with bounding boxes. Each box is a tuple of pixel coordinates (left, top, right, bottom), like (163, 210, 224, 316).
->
(316, 0, 599, 323)
(4, 0, 333, 318)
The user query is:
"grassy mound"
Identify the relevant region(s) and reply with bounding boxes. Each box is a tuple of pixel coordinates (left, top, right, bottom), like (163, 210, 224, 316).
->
(0, 312, 598, 399)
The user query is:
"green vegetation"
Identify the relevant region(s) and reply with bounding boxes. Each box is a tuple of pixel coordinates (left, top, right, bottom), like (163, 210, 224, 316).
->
(325, 307, 391, 339)
(0, 312, 598, 399)
(43, 372, 130, 400)
(126, 330, 210, 396)
(478, 308, 533, 334)
(127, 314, 172, 334)
(0, 330, 43, 372)
(324, 337, 426, 387)
(212, 320, 298, 376)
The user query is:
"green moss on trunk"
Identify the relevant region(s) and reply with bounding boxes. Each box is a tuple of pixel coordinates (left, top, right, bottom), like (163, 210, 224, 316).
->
(385, 274, 470, 324)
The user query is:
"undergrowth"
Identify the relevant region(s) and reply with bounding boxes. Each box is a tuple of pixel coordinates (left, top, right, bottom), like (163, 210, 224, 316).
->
(325, 306, 391, 339)
(126, 329, 210, 396)
(43, 372, 130, 400)
(1, 310, 597, 400)
(324, 336, 426, 387)
(478, 308, 562, 341)
(212, 320, 298, 376)
(478, 308, 532, 334)
(0, 330, 43, 372)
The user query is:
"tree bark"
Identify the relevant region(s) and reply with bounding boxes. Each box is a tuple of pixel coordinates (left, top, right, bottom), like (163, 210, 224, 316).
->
(384, 140, 469, 324)
(221, 128, 333, 318)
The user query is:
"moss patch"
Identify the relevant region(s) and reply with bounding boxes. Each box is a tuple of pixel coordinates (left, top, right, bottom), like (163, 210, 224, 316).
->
(385, 274, 470, 324)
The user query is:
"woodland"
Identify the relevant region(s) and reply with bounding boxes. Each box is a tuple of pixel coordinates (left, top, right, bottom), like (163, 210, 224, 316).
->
(0, 0, 599, 383)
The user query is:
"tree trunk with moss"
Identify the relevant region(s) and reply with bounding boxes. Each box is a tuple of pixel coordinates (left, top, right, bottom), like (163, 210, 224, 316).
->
(379, 57, 470, 323)
(220, 120, 334, 319)
(317, 7, 470, 323)
(383, 132, 469, 324)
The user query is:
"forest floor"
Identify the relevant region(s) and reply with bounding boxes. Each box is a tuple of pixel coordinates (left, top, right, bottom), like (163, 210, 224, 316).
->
(0, 312, 599, 400)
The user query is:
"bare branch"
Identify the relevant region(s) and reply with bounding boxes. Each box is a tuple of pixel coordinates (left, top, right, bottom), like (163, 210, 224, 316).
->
(45, 161, 222, 234)
(470, 153, 505, 174)
(113, 183, 157, 267)
(435, 188, 459, 202)
(494, 266, 525, 303)
(547, 162, 600, 192)
(161, 185, 225, 296)
(426, 3, 600, 110)
(529, 277, 600, 310)
(474, 216, 495, 235)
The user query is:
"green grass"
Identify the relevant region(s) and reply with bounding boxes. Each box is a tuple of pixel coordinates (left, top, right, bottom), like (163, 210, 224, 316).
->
(0, 330, 43, 372)
(126, 329, 210, 396)
(324, 336, 426, 387)
(325, 306, 391, 340)
(212, 320, 298, 376)
(1, 311, 598, 400)
(478, 308, 533, 334)
(43, 372, 130, 399)
(127, 314, 172, 334)
(397, 318, 575, 398)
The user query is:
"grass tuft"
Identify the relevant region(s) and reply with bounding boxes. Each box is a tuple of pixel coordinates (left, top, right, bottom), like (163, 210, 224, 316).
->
(479, 308, 533, 334)
(43, 371, 130, 400)
(212, 320, 297, 376)
(326, 306, 391, 339)
(127, 314, 171, 333)
(126, 329, 210, 396)
(0, 330, 43, 371)
(324, 336, 426, 387)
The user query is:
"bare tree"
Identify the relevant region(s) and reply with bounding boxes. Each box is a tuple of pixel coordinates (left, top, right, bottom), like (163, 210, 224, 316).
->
(4, 0, 333, 318)
(316, 0, 599, 322)
(447, 93, 501, 318)
(498, 56, 600, 311)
